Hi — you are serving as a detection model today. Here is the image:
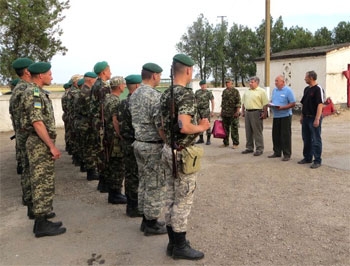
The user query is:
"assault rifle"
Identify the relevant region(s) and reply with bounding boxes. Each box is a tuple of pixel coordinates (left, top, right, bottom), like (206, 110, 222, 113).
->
(170, 67, 178, 178)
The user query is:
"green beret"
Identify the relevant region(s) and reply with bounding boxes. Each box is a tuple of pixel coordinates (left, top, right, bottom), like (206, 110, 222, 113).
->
(173, 54, 194, 67)
(84, 71, 97, 78)
(199, 80, 206, 85)
(12, 58, 34, 70)
(77, 78, 84, 86)
(125, 74, 142, 84)
(142, 63, 163, 73)
(94, 61, 109, 74)
(11, 78, 20, 86)
(63, 83, 70, 89)
(109, 76, 125, 87)
(28, 62, 51, 74)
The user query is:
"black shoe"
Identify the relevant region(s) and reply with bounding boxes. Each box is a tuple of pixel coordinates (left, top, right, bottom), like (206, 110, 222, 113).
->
(144, 221, 167, 236)
(86, 169, 99, 181)
(196, 138, 204, 144)
(268, 153, 281, 158)
(140, 217, 165, 233)
(253, 151, 263, 156)
(34, 218, 66, 238)
(126, 206, 143, 217)
(310, 163, 321, 169)
(242, 149, 254, 154)
(173, 232, 204, 260)
(33, 219, 62, 233)
(97, 180, 109, 193)
(108, 191, 127, 204)
(282, 156, 290, 161)
(298, 159, 312, 164)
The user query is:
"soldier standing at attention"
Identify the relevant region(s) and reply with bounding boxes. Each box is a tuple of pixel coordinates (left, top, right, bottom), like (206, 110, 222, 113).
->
(129, 63, 167, 236)
(195, 80, 214, 145)
(8, 58, 34, 208)
(103, 76, 127, 204)
(117, 74, 143, 217)
(22, 62, 66, 237)
(220, 78, 241, 149)
(160, 54, 210, 260)
(90, 61, 112, 193)
(76, 72, 99, 181)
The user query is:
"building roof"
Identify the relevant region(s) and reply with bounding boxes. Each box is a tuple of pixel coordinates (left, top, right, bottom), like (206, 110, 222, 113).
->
(255, 42, 350, 61)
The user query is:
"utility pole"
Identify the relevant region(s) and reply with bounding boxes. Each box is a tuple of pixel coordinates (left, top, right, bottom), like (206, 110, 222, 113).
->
(217, 16, 227, 87)
(265, 0, 271, 105)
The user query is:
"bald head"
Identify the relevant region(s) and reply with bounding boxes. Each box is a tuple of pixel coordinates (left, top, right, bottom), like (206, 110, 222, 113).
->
(274, 75, 286, 89)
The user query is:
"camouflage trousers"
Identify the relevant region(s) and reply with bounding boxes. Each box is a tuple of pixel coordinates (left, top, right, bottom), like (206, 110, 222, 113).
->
(222, 116, 240, 146)
(133, 141, 166, 220)
(121, 139, 139, 201)
(161, 145, 197, 232)
(81, 127, 98, 170)
(26, 135, 55, 217)
(17, 131, 31, 204)
(197, 108, 211, 136)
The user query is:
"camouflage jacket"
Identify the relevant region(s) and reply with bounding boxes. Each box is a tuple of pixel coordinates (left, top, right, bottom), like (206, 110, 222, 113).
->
(221, 87, 241, 117)
(103, 93, 120, 138)
(90, 78, 111, 120)
(160, 85, 198, 147)
(9, 79, 32, 130)
(194, 89, 214, 110)
(21, 84, 56, 138)
(117, 94, 134, 141)
(129, 84, 163, 142)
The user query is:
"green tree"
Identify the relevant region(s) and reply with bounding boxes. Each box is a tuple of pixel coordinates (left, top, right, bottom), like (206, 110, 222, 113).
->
(333, 21, 350, 43)
(286, 26, 314, 49)
(313, 27, 333, 46)
(0, 0, 69, 83)
(176, 13, 213, 81)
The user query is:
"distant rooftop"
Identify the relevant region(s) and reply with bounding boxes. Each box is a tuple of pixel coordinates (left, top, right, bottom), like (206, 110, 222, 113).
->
(255, 42, 350, 61)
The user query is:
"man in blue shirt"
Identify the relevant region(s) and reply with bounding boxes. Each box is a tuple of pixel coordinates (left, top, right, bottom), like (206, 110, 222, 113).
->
(268, 75, 296, 161)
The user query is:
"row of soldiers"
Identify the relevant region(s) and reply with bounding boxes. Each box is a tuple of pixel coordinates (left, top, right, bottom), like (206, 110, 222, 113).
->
(61, 63, 143, 217)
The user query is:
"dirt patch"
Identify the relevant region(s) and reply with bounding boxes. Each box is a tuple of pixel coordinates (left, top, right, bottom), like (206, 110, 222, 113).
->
(0, 111, 349, 266)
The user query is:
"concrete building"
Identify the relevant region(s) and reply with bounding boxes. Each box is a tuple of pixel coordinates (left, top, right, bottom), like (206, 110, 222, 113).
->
(255, 43, 350, 106)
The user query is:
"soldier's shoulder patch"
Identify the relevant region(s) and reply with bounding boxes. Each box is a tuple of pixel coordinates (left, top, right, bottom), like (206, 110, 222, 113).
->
(34, 100, 42, 109)
(34, 87, 40, 97)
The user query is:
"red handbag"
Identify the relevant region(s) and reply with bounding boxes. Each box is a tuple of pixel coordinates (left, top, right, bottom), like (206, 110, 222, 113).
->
(212, 120, 226, 139)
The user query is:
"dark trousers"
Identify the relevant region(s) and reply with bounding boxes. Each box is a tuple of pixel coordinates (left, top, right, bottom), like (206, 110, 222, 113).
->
(272, 116, 292, 157)
(302, 116, 323, 164)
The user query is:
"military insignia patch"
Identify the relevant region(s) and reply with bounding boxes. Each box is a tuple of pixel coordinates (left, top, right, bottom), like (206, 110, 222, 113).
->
(34, 101, 42, 109)
(34, 87, 40, 97)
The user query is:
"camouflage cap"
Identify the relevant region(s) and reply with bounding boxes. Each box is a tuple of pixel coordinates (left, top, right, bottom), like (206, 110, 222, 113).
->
(173, 54, 194, 67)
(94, 61, 109, 74)
(28, 62, 51, 74)
(12, 58, 34, 70)
(125, 74, 142, 84)
(225, 78, 232, 83)
(199, 80, 206, 85)
(84, 71, 98, 78)
(110, 76, 125, 87)
(142, 63, 163, 73)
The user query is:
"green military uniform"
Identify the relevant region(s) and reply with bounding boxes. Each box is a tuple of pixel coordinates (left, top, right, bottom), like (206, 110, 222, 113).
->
(221, 82, 241, 147)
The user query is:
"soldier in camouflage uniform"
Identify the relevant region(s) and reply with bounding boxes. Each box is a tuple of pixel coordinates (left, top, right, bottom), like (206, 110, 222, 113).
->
(90, 61, 112, 192)
(61, 81, 71, 152)
(129, 63, 167, 236)
(21, 62, 66, 237)
(117, 74, 142, 217)
(160, 54, 210, 260)
(194, 80, 215, 145)
(8, 58, 34, 207)
(220, 78, 241, 148)
(75, 72, 99, 180)
(103, 76, 127, 204)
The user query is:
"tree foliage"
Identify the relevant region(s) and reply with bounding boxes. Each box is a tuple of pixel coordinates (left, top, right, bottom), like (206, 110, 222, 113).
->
(0, 0, 70, 83)
(176, 14, 350, 86)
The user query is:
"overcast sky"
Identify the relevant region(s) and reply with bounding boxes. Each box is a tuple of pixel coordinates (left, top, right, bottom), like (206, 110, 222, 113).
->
(50, 0, 350, 84)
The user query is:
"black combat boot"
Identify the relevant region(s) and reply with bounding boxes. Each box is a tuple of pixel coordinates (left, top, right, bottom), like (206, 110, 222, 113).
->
(126, 197, 142, 217)
(108, 189, 127, 204)
(97, 175, 109, 193)
(195, 135, 204, 144)
(86, 168, 99, 181)
(166, 226, 175, 256)
(33, 216, 62, 233)
(144, 218, 167, 236)
(206, 134, 211, 145)
(34, 217, 66, 238)
(173, 232, 204, 260)
(80, 163, 87, 173)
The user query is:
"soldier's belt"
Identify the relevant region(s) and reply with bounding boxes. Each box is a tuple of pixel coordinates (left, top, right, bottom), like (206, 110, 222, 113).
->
(136, 139, 163, 144)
